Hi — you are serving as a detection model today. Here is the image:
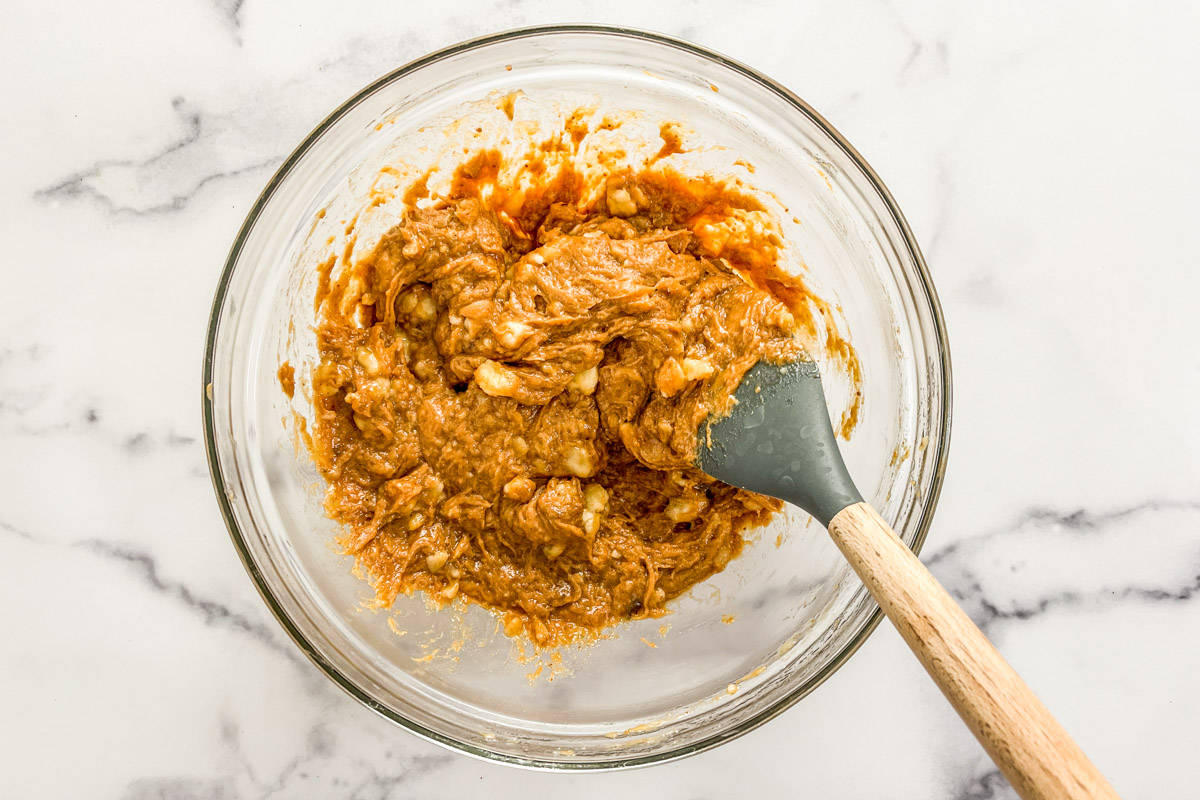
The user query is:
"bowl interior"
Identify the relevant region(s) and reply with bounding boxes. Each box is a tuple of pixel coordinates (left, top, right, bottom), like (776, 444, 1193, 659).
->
(205, 27, 948, 767)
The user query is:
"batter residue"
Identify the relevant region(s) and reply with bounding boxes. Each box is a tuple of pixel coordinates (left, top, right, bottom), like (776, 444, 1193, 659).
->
(301, 123, 858, 645)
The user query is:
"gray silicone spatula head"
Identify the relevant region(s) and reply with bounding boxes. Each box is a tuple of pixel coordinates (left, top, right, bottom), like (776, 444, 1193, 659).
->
(696, 359, 862, 526)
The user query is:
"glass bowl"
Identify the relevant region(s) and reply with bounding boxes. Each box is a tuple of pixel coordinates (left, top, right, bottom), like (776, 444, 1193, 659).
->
(203, 25, 950, 769)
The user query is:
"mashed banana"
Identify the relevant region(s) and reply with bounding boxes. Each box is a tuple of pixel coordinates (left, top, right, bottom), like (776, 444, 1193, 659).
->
(299, 132, 858, 645)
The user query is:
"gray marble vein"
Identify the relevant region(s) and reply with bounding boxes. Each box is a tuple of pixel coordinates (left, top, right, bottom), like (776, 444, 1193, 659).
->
(79, 538, 299, 662)
(0, 518, 39, 542)
(1, 514, 302, 668)
(928, 499, 1200, 632)
(121, 778, 238, 800)
(120, 717, 459, 800)
(35, 98, 281, 215)
(952, 768, 1014, 800)
(212, 0, 246, 40)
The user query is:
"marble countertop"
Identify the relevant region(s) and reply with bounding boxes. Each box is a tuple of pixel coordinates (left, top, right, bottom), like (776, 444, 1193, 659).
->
(4, 1, 1198, 797)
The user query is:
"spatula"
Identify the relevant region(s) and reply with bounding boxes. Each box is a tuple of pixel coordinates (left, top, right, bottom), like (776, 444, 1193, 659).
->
(697, 359, 1119, 800)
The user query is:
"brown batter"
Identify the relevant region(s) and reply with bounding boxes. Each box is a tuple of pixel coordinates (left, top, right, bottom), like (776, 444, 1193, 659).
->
(301, 130, 858, 646)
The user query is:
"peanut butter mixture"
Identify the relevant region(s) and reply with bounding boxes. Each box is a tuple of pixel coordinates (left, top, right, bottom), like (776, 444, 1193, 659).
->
(302, 137, 858, 645)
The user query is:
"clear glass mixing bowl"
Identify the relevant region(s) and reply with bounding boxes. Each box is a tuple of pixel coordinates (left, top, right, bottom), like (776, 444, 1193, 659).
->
(203, 25, 951, 769)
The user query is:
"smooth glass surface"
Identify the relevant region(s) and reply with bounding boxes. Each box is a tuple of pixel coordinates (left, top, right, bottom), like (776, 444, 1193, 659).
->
(203, 26, 951, 769)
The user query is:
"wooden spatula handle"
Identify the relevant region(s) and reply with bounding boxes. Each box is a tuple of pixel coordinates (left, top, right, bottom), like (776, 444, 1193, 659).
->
(827, 502, 1119, 800)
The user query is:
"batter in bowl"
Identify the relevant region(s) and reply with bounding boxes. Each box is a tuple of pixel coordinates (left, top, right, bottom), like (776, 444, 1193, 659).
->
(300, 136, 859, 645)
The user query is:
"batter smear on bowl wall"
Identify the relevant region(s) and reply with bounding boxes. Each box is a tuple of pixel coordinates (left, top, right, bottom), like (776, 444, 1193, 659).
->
(294, 116, 861, 646)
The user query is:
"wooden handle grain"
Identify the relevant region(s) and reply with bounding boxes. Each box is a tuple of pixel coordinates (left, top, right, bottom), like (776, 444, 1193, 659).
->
(827, 502, 1119, 800)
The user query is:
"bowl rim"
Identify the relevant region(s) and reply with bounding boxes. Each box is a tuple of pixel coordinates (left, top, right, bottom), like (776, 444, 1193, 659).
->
(202, 23, 953, 771)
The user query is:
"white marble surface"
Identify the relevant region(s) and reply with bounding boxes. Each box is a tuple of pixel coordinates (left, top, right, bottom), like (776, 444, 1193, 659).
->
(3, 1, 1198, 797)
